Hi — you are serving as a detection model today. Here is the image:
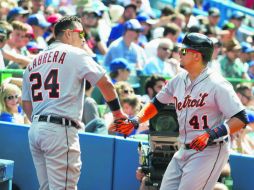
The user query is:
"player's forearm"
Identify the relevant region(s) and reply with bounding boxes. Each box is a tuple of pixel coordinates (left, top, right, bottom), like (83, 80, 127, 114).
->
(3, 50, 32, 68)
(227, 117, 246, 134)
(22, 101, 33, 121)
(137, 97, 166, 123)
(96, 75, 118, 101)
(209, 110, 248, 140)
(137, 103, 158, 123)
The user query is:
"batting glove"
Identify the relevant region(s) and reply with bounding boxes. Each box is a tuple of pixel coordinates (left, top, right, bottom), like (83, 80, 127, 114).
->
(109, 117, 139, 137)
(189, 133, 211, 151)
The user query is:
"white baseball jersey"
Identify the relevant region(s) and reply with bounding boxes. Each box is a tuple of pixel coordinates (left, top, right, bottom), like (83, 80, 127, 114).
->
(22, 41, 106, 122)
(156, 67, 244, 144)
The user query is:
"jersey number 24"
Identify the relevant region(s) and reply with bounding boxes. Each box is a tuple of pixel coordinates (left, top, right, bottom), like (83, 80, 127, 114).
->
(29, 69, 59, 102)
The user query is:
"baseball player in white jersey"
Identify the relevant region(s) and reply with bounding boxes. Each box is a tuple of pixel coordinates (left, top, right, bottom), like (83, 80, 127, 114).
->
(22, 16, 127, 190)
(110, 33, 248, 190)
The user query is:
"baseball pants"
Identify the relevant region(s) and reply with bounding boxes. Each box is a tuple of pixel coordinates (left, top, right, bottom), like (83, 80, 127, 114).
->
(28, 121, 82, 190)
(160, 143, 229, 190)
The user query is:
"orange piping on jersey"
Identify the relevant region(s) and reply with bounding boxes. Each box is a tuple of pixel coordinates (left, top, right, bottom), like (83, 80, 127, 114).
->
(137, 103, 158, 123)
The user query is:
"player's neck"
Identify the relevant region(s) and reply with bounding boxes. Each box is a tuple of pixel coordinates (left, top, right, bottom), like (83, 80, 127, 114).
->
(188, 65, 206, 81)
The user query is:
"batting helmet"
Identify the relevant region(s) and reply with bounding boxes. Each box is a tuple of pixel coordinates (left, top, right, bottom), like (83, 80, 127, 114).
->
(181, 33, 214, 63)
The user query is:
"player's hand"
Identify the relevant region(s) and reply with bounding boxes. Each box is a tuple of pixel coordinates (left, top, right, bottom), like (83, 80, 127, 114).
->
(190, 133, 210, 151)
(109, 117, 139, 137)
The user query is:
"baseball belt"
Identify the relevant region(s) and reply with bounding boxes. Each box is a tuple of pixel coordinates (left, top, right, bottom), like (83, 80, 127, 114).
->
(33, 115, 81, 129)
(184, 137, 228, 150)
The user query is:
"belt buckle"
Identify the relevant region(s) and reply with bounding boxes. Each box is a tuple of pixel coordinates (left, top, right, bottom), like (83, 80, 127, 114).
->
(33, 115, 40, 122)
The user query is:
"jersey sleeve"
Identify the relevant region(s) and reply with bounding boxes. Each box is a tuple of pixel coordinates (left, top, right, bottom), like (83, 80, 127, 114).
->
(21, 69, 31, 101)
(156, 78, 177, 104)
(76, 53, 106, 86)
(215, 80, 245, 118)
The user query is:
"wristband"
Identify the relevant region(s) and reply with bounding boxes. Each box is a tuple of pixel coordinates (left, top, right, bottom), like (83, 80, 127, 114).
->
(209, 123, 229, 141)
(107, 98, 121, 111)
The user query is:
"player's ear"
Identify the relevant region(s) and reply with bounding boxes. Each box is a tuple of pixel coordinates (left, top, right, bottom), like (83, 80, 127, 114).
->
(63, 29, 71, 39)
(194, 53, 201, 62)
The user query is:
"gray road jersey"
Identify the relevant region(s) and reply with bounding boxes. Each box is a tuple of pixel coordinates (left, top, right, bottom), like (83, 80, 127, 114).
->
(22, 41, 106, 122)
(156, 67, 244, 144)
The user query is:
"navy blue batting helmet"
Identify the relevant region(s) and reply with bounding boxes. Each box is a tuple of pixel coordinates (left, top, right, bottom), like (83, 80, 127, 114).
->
(182, 33, 214, 62)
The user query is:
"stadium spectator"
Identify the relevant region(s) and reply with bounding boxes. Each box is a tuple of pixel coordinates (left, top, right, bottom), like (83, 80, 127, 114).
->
(141, 75, 166, 104)
(81, 6, 108, 55)
(109, 58, 131, 83)
(143, 39, 181, 77)
(3, 21, 29, 69)
(208, 37, 222, 74)
(0, 21, 31, 68)
(6, 7, 29, 23)
(145, 23, 181, 59)
(229, 11, 249, 42)
(104, 19, 146, 74)
(31, 0, 44, 14)
(206, 7, 221, 36)
(0, 83, 29, 124)
(27, 13, 51, 49)
(219, 39, 249, 79)
(107, 3, 137, 46)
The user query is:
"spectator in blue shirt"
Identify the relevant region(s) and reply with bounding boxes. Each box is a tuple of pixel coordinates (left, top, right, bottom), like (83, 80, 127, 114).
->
(109, 58, 131, 84)
(0, 83, 29, 124)
(143, 39, 181, 77)
(107, 4, 137, 46)
(104, 19, 146, 75)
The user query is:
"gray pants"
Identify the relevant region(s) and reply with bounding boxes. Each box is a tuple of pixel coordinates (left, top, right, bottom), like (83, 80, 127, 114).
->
(28, 121, 81, 190)
(160, 143, 229, 190)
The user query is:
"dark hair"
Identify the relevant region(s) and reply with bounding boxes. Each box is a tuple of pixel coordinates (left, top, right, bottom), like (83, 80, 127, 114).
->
(110, 71, 118, 79)
(85, 80, 91, 91)
(163, 23, 180, 37)
(161, 5, 175, 16)
(235, 84, 251, 94)
(145, 75, 166, 94)
(54, 16, 82, 37)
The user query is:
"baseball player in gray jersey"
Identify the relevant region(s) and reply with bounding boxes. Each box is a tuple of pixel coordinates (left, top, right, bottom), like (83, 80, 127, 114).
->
(22, 16, 127, 190)
(110, 33, 249, 190)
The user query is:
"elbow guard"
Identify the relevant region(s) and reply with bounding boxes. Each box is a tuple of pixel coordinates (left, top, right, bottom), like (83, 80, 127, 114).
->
(137, 103, 158, 123)
(152, 97, 166, 111)
(232, 109, 249, 125)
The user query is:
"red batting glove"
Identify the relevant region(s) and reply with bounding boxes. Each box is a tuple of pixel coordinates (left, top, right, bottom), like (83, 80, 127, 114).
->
(109, 118, 135, 137)
(190, 133, 210, 151)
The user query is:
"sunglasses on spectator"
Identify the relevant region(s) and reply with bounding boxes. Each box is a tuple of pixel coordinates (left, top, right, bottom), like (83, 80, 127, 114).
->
(62, 29, 85, 39)
(123, 89, 134, 94)
(83, 14, 98, 19)
(24, 34, 34, 40)
(160, 47, 171, 52)
(5, 95, 19, 101)
(180, 48, 201, 56)
(240, 93, 252, 101)
(129, 29, 141, 33)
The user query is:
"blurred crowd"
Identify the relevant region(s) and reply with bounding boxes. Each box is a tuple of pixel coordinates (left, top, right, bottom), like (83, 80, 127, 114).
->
(0, 0, 254, 154)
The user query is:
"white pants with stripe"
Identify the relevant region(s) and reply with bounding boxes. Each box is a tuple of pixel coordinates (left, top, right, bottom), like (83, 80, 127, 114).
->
(28, 121, 82, 190)
(160, 143, 229, 190)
